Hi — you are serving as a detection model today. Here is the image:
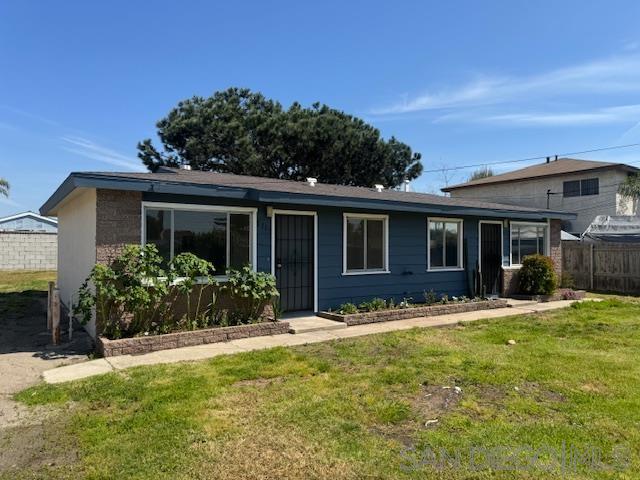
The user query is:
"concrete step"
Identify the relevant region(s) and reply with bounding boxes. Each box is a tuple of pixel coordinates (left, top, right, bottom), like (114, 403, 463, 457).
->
(286, 316, 348, 334)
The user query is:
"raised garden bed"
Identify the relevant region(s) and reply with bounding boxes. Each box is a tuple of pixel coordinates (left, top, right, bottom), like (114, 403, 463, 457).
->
(97, 321, 290, 357)
(319, 299, 509, 326)
(510, 289, 586, 303)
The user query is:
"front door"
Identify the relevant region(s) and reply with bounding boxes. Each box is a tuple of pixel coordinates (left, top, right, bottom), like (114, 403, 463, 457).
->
(274, 214, 314, 312)
(480, 223, 502, 296)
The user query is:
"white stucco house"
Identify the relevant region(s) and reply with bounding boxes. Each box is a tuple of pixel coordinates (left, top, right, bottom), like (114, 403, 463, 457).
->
(442, 158, 639, 235)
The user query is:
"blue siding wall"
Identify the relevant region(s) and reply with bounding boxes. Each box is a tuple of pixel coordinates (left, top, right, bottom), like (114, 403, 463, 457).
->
(142, 192, 536, 311)
(316, 208, 477, 310)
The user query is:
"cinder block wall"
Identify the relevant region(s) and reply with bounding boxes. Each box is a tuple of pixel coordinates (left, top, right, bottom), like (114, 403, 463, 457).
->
(95, 189, 142, 264)
(0, 232, 57, 270)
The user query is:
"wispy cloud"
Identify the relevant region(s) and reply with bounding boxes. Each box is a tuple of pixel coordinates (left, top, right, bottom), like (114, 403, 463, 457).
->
(438, 104, 640, 127)
(371, 55, 640, 115)
(61, 136, 145, 171)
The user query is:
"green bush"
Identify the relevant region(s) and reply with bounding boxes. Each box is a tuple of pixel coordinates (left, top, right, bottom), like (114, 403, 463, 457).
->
(518, 254, 558, 295)
(222, 266, 279, 324)
(74, 246, 280, 338)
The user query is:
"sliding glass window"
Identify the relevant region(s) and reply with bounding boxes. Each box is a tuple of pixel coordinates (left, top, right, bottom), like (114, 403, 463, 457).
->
(144, 205, 253, 274)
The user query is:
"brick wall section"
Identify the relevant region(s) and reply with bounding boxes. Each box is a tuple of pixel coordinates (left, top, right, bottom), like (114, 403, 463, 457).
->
(502, 219, 563, 296)
(0, 232, 57, 270)
(95, 189, 142, 264)
(319, 299, 508, 326)
(97, 321, 290, 357)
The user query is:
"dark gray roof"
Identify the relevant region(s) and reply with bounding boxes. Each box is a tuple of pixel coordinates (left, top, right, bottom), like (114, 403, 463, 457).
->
(41, 168, 576, 220)
(442, 158, 638, 192)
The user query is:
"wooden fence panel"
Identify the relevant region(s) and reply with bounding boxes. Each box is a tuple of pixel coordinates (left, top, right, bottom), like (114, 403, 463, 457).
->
(562, 241, 640, 294)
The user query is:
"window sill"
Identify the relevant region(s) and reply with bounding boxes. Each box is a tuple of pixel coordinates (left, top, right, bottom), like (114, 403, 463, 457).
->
(342, 270, 391, 276)
(503, 265, 522, 270)
(426, 267, 464, 273)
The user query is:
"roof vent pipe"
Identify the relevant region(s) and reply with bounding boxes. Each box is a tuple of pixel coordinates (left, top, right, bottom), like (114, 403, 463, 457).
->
(546, 156, 550, 163)
(374, 184, 384, 192)
(180, 163, 192, 170)
(555, 155, 558, 161)
(306, 177, 317, 187)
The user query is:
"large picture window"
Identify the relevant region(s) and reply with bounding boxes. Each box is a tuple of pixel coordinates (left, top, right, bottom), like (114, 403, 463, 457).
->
(143, 204, 254, 275)
(428, 218, 463, 270)
(343, 214, 388, 274)
(511, 223, 547, 265)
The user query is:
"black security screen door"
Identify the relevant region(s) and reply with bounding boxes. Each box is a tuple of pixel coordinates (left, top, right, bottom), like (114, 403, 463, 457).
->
(275, 214, 314, 312)
(480, 223, 502, 296)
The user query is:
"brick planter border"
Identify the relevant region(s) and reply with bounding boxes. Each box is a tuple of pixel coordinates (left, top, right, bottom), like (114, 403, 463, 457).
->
(319, 299, 509, 326)
(509, 289, 586, 303)
(97, 321, 290, 357)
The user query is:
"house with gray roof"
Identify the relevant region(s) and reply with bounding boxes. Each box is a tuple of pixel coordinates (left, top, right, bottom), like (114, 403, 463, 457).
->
(41, 167, 574, 338)
(442, 157, 639, 235)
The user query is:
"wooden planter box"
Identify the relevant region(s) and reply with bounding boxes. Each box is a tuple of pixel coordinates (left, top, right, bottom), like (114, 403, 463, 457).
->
(319, 299, 509, 326)
(96, 321, 290, 357)
(510, 289, 586, 303)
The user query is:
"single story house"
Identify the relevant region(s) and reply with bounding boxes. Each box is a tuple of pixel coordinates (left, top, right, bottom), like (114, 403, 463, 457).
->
(441, 157, 638, 236)
(40, 167, 575, 338)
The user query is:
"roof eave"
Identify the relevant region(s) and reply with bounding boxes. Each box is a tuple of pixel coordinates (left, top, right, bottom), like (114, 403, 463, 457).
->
(40, 173, 576, 221)
(441, 163, 639, 192)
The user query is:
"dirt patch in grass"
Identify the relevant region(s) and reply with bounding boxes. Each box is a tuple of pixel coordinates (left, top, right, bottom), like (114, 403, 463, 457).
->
(233, 377, 284, 388)
(413, 384, 462, 420)
(520, 382, 566, 403)
(0, 412, 79, 478)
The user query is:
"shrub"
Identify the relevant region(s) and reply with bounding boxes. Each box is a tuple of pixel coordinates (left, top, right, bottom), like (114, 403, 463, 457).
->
(560, 272, 575, 289)
(518, 254, 557, 295)
(222, 266, 279, 324)
(338, 303, 358, 315)
(74, 245, 217, 339)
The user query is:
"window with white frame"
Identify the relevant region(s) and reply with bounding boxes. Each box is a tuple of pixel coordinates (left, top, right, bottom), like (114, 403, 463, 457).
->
(428, 218, 463, 270)
(144, 204, 254, 274)
(511, 223, 547, 265)
(344, 214, 388, 273)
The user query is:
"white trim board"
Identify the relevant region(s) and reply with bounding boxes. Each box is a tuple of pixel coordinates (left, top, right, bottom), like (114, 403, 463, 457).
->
(270, 209, 319, 313)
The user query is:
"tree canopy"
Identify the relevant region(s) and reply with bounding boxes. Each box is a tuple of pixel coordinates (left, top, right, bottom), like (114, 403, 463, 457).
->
(468, 166, 494, 182)
(0, 178, 8, 197)
(138, 88, 422, 188)
(618, 173, 640, 199)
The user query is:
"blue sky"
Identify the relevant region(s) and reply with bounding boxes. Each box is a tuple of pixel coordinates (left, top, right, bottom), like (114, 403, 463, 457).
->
(2, 0, 640, 216)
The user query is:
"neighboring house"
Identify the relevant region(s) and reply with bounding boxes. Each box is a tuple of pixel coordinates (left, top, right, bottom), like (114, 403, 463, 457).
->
(0, 211, 58, 232)
(442, 158, 639, 235)
(0, 211, 58, 270)
(40, 168, 574, 338)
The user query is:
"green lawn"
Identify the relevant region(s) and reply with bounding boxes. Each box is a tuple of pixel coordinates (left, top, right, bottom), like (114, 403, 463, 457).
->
(8, 299, 640, 479)
(0, 270, 56, 293)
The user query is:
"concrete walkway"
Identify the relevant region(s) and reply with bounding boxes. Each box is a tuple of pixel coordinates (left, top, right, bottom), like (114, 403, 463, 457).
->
(43, 299, 582, 384)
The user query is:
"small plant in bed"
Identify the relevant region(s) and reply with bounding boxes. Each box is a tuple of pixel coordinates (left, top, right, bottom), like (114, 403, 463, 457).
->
(336, 293, 489, 314)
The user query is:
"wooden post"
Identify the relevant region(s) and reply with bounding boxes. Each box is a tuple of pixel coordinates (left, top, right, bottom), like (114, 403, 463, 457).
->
(52, 288, 61, 345)
(68, 294, 73, 342)
(47, 281, 54, 330)
(589, 243, 594, 291)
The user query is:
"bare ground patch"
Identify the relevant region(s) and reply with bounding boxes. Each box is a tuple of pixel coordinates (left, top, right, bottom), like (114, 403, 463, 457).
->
(0, 408, 79, 479)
